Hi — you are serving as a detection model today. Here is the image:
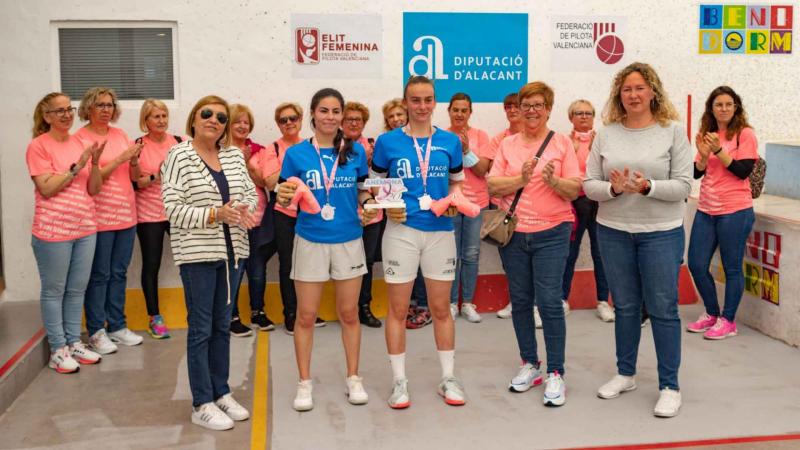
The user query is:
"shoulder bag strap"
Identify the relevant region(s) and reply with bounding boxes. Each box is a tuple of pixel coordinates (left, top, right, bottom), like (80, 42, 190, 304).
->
(507, 130, 556, 217)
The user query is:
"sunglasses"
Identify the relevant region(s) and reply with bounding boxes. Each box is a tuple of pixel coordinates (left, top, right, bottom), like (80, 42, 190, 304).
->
(200, 108, 228, 124)
(278, 115, 300, 125)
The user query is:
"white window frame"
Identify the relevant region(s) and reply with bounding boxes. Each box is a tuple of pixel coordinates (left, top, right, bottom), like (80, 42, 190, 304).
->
(50, 20, 180, 109)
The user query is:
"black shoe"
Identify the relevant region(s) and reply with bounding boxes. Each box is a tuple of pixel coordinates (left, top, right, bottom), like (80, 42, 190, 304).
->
(314, 317, 326, 328)
(230, 317, 254, 337)
(359, 304, 382, 328)
(284, 315, 295, 335)
(250, 310, 275, 331)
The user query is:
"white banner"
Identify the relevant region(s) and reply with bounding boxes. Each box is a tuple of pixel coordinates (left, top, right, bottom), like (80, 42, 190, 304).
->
(291, 14, 382, 79)
(551, 15, 628, 71)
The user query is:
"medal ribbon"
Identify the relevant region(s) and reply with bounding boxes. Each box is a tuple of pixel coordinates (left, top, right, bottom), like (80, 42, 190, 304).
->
(311, 137, 341, 204)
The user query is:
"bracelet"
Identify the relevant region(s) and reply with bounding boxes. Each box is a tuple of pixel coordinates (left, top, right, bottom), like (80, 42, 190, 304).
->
(68, 163, 79, 177)
(713, 147, 723, 155)
(209, 207, 216, 225)
(361, 195, 375, 207)
(640, 180, 652, 196)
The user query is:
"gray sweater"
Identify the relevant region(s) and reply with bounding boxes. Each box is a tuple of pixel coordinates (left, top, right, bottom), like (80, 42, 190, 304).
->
(584, 121, 692, 233)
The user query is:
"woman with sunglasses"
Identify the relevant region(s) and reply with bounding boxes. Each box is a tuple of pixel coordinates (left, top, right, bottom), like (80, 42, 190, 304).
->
(161, 95, 257, 430)
(343, 101, 382, 328)
(488, 82, 581, 407)
(560, 99, 613, 323)
(276, 88, 376, 411)
(75, 87, 144, 355)
(687, 86, 757, 340)
(267, 102, 325, 334)
(372, 76, 466, 409)
(447, 92, 490, 323)
(133, 99, 183, 340)
(27, 92, 105, 373)
(228, 103, 273, 337)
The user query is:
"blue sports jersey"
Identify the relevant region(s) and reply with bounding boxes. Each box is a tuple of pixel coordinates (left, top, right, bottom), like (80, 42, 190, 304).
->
(371, 127, 463, 232)
(280, 139, 368, 244)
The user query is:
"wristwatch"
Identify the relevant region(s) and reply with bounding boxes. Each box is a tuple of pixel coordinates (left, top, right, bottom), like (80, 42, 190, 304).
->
(68, 163, 79, 177)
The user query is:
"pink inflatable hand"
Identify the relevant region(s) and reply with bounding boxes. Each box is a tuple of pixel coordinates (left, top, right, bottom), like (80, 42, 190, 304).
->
(286, 176, 321, 214)
(430, 196, 452, 217)
(430, 192, 481, 218)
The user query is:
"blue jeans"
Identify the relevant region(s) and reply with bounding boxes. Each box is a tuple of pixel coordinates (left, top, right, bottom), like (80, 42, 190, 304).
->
(32, 234, 97, 350)
(499, 222, 571, 375)
(688, 208, 755, 322)
(562, 196, 609, 301)
(180, 255, 245, 406)
(85, 226, 136, 335)
(450, 210, 484, 304)
(598, 224, 683, 390)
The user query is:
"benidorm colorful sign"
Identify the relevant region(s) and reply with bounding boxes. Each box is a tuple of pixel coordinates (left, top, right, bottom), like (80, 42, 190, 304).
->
(699, 4, 793, 54)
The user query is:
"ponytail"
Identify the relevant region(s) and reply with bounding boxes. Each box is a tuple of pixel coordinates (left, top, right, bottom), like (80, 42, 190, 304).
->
(333, 128, 355, 165)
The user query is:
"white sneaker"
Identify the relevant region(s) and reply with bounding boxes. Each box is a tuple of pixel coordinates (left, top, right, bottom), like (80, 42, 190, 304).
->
(543, 371, 566, 407)
(497, 303, 512, 319)
(388, 378, 410, 409)
(108, 328, 143, 346)
(49, 346, 80, 374)
(597, 374, 637, 399)
(89, 329, 118, 355)
(293, 379, 313, 411)
(215, 393, 250, 421)
(596, 302, 616, 322)
(450, 304, 458, 320)
(562, 300, 571, 316)
(534, 306, 542, 329)
(437, 376, 466, 406)
(345, 375, 369, 405)
(460, 303, 482, 323)
(508, 362, 543, 393)
(192, 402, 234, 431)
(654, 388, 682, 418)
(70, 341, 101, 364)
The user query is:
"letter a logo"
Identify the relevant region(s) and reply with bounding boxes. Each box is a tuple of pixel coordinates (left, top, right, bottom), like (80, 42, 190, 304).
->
(408, 35, 448, 80)
(396, 159, 413, 179)
(305, 170, 322, 190)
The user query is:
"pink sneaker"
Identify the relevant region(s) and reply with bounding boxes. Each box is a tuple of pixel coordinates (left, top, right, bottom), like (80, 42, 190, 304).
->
(703, 317, 737, 340)
(686, 313, 718, 333)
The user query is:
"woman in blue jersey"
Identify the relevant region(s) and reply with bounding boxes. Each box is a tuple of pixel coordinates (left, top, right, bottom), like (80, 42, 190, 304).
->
(276, 88, 377, 412)
(371, 76, 466, 409)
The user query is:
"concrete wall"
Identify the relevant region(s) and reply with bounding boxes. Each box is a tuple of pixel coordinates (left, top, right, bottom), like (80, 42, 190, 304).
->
(1, 0, 798, 302)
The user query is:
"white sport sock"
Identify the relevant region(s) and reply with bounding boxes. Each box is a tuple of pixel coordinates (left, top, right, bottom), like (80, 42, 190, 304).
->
(389, 353, 406, 381)
(438, 350, 455, 378)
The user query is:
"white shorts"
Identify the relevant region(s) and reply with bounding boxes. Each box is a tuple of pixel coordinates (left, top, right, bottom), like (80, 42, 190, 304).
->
(381, 221, 456, 283)
(290, 235, 368, 282)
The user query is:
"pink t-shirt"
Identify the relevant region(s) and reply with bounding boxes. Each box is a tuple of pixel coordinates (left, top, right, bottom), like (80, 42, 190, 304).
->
(697, 127, 758, 215)
(75, 126, 137, 231)
(274, 138, 301, 218)
(243, 138, 268, 224)
(26, 134, 97, 242)
(486, 128, 515, 206)
(134, 134, 179, 223)
(488, 132, 580, 233)
(571, 130, 594, 197)
(449, 127, 490, 208)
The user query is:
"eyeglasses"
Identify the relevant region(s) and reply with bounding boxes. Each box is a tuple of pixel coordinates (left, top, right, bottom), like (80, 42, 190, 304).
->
(344, 117, 364, 124)
(278, 115, 300, 125)
(519, 102, 546, 112)
(503, 103, 519, 111)
(712, 102, 737, 110)
(572, 111, 594, 118)
(46, 107, 77, 117)
(200, 108, 228, 124)
(94, 103, 115, 111)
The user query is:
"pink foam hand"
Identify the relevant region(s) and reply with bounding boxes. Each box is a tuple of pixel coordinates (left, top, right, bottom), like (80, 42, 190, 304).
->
(451, 192, 481, 217)
(286, 176, 321, 214)
(430, 195, 453, 217)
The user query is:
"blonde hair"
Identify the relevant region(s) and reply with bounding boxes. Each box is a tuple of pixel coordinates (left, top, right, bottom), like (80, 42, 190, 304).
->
(32, 92, 68, 138)
(567, 99, 595, 119)
(274, 102, 303, 123)
(344, 101, 370, 123)
(185, 95, 232, 148)
(139, 99, 169, 133)
(381, 98, 406, 131)
(602, 62, 679, 126)
(518, 81, 554, 110)
(229, 103, 255, 133)
(78, 87, 121, 122)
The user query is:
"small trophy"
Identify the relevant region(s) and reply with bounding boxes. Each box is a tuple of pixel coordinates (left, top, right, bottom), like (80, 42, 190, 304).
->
(364, 178, 407, 209)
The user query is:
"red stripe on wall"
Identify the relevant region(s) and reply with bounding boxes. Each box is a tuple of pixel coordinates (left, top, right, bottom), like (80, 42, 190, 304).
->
(0, 328, 45, 379)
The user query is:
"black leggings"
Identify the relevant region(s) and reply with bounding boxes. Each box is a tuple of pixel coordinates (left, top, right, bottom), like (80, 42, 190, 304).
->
(136, 221, 170, 316)
(273, 211, 298, 317)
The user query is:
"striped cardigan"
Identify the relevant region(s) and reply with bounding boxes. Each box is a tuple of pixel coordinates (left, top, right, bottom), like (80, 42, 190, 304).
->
(160, 140, 257, 265)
